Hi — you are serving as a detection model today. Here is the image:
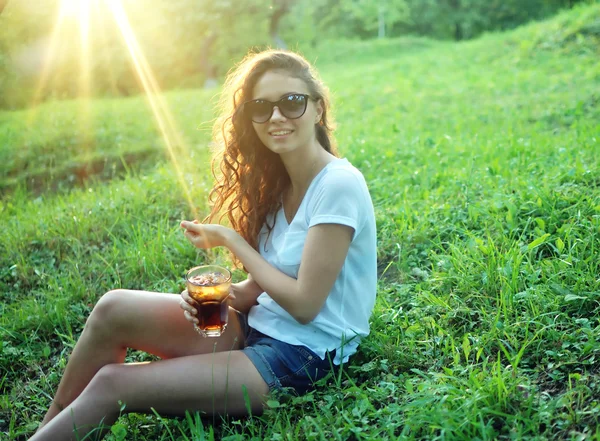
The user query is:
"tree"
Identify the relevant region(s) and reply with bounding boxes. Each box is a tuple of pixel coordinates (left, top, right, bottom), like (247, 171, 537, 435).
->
(343, 0, 409, 38)
(448, 0, 463, 40)
(270, 0, 296, 48)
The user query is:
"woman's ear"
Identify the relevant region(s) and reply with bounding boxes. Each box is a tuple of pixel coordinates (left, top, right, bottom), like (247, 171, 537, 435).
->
(315, 99, 324, 124)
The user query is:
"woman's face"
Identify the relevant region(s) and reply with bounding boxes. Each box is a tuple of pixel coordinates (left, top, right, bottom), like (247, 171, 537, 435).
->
(250, 70, 323, 156)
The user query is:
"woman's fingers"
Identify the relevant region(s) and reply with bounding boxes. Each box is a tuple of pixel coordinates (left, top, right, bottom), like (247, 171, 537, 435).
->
(180, 290, 198, 313)
(183, 229, 212, 249)
(179, 299, 197, 315)
(181, 289, 194, 304)
(181, 220, 202, 233)
(183, 230, 195, 239)
(181, 221, 206, 248)
(183, 310, 199, 325)
(179, 291, 198, 324)
(183, 230, 200, 243)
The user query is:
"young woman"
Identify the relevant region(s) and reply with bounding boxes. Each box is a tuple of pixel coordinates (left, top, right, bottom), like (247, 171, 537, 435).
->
(31, 49, 377, 440)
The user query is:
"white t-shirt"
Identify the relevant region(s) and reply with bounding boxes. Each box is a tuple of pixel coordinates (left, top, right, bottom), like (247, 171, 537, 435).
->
(247, 158, 377, 364)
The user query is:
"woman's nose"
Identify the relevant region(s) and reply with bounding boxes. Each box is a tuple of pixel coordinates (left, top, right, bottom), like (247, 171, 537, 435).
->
(270, 106, 286, 121)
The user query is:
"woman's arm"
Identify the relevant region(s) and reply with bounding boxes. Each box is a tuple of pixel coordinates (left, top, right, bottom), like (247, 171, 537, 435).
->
(181, 221, 353, 324)
(229, 274, 263, 314)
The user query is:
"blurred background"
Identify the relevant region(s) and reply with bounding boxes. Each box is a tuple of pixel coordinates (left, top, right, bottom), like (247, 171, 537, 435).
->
(0, 0, 590, 110)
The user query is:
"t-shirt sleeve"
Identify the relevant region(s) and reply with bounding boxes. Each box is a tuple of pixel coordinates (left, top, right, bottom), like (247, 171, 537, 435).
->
(307, 169, 365, 233)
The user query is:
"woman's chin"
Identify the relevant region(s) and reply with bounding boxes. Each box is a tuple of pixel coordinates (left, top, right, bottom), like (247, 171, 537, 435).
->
(265, 142, 298, 155)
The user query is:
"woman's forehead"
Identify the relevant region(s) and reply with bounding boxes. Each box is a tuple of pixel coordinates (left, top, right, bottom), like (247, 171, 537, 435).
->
(252, 71, 309, 100)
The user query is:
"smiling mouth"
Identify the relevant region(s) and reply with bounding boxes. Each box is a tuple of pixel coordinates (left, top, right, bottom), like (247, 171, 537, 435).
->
(270, 130, 293, 136)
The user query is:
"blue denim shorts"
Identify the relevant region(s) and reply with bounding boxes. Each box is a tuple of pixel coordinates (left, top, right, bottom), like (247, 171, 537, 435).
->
(237, 313, 337, 395)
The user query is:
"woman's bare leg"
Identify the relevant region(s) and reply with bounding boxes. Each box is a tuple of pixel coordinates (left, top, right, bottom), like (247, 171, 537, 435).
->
(38, 289, 245, 429)
(30, 350, 269, 441)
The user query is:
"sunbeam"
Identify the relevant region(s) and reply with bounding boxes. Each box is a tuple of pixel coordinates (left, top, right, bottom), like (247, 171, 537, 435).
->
(26, 1, 68, 122)
(95, 6, 121, 97)
(78, 0, 93, 166)
(105, 0, 203, 226)
(24, 0, 208, 244)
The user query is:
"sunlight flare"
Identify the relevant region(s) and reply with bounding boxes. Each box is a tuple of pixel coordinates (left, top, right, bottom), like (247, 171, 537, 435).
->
(105, 0, 202, 223)
(95, 8, 121, 96)
(61, 0, 90, 19)
(28, 0, 95, 121)
(78, 0, 92, 100)
(27, 0, 203, 229)
(78, 0, 93, 164)
(26, 1, 68, 120)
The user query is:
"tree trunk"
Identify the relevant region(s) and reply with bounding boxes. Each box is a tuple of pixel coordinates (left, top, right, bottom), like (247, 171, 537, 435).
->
(454, 22, 463, 41)
(448, 0, 463, 41)
(199, 31, 218, 89)
(378, 4, 385, 39)
(270, 0, 293, 49)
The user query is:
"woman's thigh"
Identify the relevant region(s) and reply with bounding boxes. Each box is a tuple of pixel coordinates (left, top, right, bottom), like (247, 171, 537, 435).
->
(91, 289, 245, 359)
(87, 351, 269, 417)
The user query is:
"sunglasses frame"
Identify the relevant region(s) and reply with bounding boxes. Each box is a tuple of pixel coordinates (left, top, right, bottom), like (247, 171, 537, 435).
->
(243, 93, 311, 124)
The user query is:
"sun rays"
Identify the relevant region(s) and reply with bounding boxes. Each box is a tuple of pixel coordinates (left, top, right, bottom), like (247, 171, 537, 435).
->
(105, 0, 198, 218)
(29, 0, 200, 221)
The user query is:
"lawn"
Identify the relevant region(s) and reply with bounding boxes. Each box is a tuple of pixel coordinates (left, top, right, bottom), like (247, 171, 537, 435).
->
(1, 4, 600, 440)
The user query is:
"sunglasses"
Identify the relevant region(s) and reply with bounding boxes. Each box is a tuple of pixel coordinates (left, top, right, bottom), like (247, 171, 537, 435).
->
(243, 93, 311, 124)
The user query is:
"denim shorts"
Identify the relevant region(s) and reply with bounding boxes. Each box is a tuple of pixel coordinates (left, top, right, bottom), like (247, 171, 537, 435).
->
(237, 313, 337, 395)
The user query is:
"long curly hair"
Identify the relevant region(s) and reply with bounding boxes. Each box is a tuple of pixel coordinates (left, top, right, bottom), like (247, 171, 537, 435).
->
(205, 49, 338, 258)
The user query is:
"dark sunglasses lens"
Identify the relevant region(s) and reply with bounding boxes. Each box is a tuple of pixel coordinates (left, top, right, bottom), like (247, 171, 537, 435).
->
(247, 100, 272, 123)
(280, 94, 307, 119)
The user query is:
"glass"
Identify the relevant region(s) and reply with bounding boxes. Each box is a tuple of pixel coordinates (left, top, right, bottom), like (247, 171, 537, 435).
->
(244, 93, 310, 123)
(185, 265, 231, 337)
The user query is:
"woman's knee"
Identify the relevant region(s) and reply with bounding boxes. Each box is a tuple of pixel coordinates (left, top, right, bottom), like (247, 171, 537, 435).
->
(85, 290, 131, 337)
(81, 363, 124, 413)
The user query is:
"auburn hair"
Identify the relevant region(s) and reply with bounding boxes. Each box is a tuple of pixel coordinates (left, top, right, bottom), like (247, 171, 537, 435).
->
(205, 49, 338, 262)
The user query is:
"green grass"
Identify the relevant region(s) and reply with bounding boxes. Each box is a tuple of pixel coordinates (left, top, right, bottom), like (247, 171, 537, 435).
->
(0, 90, 217, 194)
(2, 4, 600, 440)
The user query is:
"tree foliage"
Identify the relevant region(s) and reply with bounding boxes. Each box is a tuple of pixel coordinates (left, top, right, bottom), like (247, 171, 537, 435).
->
(0, 0, 591, 108)
(343, 0, 410, 38)
(398, 0, 590, 40)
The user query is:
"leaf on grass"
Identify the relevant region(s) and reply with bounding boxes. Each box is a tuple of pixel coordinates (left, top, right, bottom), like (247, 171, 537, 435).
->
(405, 379, 414, 394)
(528, 233, 550, 250)
(357, 360, 377, 372)
(241, 384, 252, 416)
(267, 399, 281, 408)
(111, 423, 127, 440)
(534, 217, 546, 230)
(564, 294, 586, 302)
(462, 334, 471, 361)
(551, 284, 572, 296)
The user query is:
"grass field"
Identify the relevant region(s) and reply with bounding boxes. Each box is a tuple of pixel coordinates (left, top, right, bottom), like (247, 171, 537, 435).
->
(2, 4, 600, 440)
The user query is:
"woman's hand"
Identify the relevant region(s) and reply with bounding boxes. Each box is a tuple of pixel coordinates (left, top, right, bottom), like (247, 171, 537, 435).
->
(179, 288, 236, 325)
(180, 220, 235, 249)
(179, 289, 199, 325)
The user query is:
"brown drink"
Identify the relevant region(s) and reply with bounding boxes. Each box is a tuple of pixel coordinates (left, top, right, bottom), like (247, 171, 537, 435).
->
(186, 265, 231, 337)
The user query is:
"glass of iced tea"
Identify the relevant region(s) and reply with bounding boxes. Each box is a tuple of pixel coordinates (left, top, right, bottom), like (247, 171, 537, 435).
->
(185, 265, 231, 337)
